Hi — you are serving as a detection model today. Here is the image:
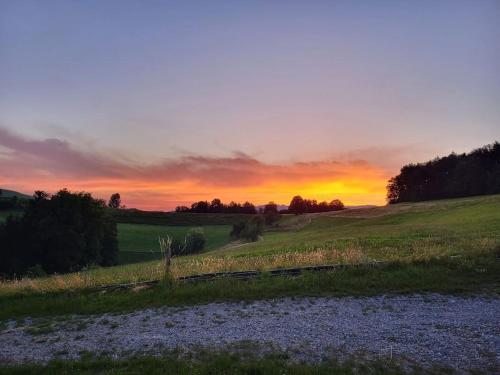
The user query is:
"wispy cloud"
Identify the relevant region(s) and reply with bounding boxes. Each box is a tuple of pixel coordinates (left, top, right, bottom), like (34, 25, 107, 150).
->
(0, 127, 391, 209)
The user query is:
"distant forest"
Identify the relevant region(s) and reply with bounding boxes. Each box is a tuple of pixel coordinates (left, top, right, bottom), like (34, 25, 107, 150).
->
(176, 199, 257, 214)
(176, 197, 345, 215)
(387, 142, 500, 203)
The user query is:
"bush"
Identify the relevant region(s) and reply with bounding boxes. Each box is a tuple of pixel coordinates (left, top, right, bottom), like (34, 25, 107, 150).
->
(263, 202, 280, 225)
(26, 264, 47, 278)
(230, 221, 246, 239)
(231, 216, 264, 242)
(184, 228, 206, 254)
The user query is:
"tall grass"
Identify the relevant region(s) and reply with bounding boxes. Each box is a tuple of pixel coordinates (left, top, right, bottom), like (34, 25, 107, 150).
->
(1, 239, 497, 297)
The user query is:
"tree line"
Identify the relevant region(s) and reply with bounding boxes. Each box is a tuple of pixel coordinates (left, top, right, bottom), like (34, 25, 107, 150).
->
(0, 190, 118, 279)
(176, 199, 257, 214)
(387, 142, 500, 203)
(175, 197, 345, 215)
(287, 196, 345, 215)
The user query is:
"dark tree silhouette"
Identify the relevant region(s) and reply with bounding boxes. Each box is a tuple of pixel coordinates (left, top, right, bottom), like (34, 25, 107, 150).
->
(108, 193, 122, 209)
(230, 216, 264, 242)
(289, 195, 306, 215)
(178, 199, 257, 214)
(0, 189, 118, 278)
(209, 198, 224, 213)
(329, 199, 345, 211)
(387, 142, 500, 203)
(288, 196, 345, 214)
(263, 201, 280, 225)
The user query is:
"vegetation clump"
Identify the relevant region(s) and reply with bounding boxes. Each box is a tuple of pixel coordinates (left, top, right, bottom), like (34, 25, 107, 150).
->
(288, 196, 345, 215)
(176, 198, 257, 214)
(107, 193, 122, 209)
(231, 216, 264, 242)
(387, 142, 500, 203)
(0, 189, 118, 278)
(263, 202, 281, 225)
(184, 228, 206, 254)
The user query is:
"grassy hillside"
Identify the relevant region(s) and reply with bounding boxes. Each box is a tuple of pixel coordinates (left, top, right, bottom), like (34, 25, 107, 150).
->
(213, 194, 500, 260)
(0, 194, 498, 319)
(0, 188, 31, 200)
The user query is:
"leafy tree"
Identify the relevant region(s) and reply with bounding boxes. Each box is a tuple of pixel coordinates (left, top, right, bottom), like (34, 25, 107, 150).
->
(190, 200, 209, 213)
(241, 201, 257, 214)
(33, 190, 49, 201)
(289, 195, 306, 215)
(263, 201, 280, 225)
(209, 198, 224, 213)
(231, 216, 264, 242)
(0, 189, 118, 278)
(184, 228, 206, 254)
(108, 193, 122, 209)
(241, 216, 264, 241)
(230, 221, 246, 239)
(329, 199, 345, 211)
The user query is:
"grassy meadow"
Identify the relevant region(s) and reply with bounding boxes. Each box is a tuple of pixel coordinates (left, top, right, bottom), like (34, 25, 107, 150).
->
(0, 194, 499, 319)
(117, 224, 232, 264)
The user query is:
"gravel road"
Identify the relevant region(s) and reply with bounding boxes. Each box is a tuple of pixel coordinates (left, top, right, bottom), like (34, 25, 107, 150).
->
(0, 294, 499, 373)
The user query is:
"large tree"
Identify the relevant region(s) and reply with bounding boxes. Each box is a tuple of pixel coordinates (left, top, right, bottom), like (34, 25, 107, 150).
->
(0, 189, 118, 278)
(288, 195, 306, 215)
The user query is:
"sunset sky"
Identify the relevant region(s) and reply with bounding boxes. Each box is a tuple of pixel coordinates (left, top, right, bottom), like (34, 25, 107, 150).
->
(1, 1, 499, 210)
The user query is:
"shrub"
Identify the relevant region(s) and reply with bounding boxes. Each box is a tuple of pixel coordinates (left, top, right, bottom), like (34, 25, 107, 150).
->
(184, 228, 206, 254)
(263, 202, 280, 225)
(231, 216, 264, 242)
(26, 264, 47, 278)
(230, 221, 246, 240)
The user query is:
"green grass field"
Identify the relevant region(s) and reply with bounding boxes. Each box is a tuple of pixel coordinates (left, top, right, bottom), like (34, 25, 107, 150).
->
(117, 224, 232, 264)
(0, 194, 499, 320)
(210, 194, 500, 262)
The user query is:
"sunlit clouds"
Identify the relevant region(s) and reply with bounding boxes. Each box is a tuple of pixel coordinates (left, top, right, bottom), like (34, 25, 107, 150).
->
(0, 128, 389, 210)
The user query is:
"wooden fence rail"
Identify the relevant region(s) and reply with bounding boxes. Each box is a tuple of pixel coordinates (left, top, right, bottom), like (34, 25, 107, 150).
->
(98, 261, 386, 291)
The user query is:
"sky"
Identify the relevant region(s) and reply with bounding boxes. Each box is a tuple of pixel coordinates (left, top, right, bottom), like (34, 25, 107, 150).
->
(1, 0, 499, 210)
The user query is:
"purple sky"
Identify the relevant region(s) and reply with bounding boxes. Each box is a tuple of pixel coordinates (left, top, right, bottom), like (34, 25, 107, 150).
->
(1, 0, 499, 209)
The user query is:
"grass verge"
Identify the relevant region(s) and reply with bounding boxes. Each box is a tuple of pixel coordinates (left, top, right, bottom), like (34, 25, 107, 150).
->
(0, 352, 427, 375)
(0, 256, 498, 321)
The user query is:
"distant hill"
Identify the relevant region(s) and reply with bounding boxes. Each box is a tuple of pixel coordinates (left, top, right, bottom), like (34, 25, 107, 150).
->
(0, 188, 31, 200)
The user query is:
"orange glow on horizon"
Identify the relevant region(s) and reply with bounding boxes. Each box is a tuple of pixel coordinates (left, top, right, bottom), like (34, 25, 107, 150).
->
(2, 164, 389, 211)
(0, 127, 391, 210)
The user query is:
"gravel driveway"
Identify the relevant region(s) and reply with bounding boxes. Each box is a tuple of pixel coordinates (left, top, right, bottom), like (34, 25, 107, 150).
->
(0, 294, 499, 373)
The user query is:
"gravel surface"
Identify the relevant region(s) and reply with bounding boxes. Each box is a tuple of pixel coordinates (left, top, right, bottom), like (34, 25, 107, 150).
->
(0, 294, 499, 372)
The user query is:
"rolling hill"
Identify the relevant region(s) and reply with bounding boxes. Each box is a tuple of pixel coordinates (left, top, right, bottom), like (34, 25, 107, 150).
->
(0, 188, 31, 200)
